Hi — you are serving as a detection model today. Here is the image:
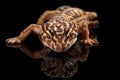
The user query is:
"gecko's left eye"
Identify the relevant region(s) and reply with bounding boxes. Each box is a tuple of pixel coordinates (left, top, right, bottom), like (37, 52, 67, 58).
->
(47, 35, 51, 38)
(68, 34, 75, 39)
(49, 30, 55, 37)
(68, 34, 73, 38)
(69, 34, 73, 37)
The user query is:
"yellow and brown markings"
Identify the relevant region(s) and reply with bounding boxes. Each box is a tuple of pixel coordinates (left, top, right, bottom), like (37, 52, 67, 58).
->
(5, 6, 98, 52)
(40, 15, 79, 52)
(62, 8, 84, 19)
(20, 8, 85, 52)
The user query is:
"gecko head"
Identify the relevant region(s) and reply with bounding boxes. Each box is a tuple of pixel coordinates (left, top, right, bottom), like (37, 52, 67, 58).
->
(42, 20, 78, 52)
(50, 34, 77, 52)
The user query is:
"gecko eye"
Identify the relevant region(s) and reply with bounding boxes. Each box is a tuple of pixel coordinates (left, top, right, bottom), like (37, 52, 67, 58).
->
(68, 34, 75, 38)
(68, 34, 73, 38)
(47, 35, 51, 38)
(69, 34, 73, 37)
(64, 29, 69, 35)
(49, 30, 55, 37)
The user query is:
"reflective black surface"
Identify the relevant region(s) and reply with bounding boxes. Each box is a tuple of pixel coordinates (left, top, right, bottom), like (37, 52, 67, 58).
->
(6, 42, 91, 78)
(0, 0, 115, 80)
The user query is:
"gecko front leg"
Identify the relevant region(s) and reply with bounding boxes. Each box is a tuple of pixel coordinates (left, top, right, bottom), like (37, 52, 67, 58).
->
(6, 10, 58, 44)
(6, 24, 43, 44)
(80, 21, 98, 45)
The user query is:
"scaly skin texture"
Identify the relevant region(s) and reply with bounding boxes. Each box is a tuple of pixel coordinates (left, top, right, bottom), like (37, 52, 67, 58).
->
(5, 6, 99, 52)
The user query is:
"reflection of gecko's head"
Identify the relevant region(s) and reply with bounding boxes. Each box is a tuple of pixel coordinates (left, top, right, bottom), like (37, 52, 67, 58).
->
(41, 55, 78, 78)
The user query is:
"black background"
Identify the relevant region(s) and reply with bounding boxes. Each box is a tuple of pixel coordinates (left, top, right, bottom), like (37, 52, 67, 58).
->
(0, 0, 116, 80)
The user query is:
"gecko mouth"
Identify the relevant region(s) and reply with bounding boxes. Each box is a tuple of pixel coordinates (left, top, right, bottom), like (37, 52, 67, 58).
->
(50, 43, 66, 52)
(52, 38, 77, 52)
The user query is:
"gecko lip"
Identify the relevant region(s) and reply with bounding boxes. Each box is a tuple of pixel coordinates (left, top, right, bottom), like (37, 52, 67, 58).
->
(52, 38, 77, 52)
(53, 44, 67, 52)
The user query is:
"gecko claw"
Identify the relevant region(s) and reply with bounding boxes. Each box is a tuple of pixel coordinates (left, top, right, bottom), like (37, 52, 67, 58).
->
(80, 38, 99, 46)
(5, 37, 21, 44)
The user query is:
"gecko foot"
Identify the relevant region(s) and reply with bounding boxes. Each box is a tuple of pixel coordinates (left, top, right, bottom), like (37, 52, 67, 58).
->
(80, 38, 99, 46)
(5, 37, 21, 44)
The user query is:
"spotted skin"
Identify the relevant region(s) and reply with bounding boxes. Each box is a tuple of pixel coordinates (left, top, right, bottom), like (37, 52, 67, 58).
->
(41, 18, 78, 52)
(5, 6, 99, 52)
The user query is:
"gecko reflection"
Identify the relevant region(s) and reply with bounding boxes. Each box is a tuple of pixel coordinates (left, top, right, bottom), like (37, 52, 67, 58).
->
(41, 43, 90, 78)
(6, 42, 96, 78)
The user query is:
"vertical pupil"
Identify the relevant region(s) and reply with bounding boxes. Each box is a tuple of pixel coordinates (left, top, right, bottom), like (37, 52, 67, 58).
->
(64, 29, 69, 35)
(49, 30, 55, 36)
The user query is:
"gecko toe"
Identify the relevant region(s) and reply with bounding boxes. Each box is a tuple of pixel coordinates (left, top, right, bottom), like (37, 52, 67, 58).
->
(5, 37, 21, 44)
